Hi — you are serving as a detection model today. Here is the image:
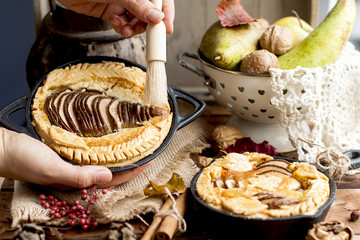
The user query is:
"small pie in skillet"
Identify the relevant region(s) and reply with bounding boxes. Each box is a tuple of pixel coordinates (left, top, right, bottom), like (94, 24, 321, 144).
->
(196, 152, 330, 217)
(31, 61, 172, 167)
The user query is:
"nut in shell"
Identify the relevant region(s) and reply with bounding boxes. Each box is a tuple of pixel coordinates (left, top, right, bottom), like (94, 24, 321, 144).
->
(260, 25, 294, 55)
(306, 220, 353, 240)
(211, 125, 243, 151)
(240, 49, 278, 74)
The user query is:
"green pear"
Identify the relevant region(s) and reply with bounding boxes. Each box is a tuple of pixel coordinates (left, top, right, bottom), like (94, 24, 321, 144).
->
(274, 16, 313, 46)
(278, 0, 356, 70)
(199, 18, 269, 70)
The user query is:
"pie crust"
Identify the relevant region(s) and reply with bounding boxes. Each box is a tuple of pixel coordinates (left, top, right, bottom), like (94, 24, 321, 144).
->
(196, 152, 330, 218)
(31, 61, 172, 167)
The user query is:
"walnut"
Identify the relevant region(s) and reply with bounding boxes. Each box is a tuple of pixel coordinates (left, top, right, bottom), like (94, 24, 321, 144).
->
(306, 221, 353, 240)
(211, 125, 243, 152)
(240, 50, 278, 74)
(197, 156, 214, 168)
(260, 25, 294, 55)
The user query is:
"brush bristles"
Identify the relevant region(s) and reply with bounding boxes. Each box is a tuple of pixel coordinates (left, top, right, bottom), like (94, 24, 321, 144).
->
(144, 60, 168, 106)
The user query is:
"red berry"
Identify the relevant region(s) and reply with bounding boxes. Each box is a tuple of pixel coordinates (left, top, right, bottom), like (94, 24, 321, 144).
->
(75, 211, 81, 217)
(102, 188, 108, 194)
(41, 200, 46, 205)
(69, 213, 76, 219)
(92, 221, 98, 228)
(74, 200, 80, 206)
(39, 194, 46, 200)
(54, 213, 61, 219)
(82, 224, 89, 230)
(86, 210, 91, 215)
(61, 200, 67, 206)
(82, 189, 88, 195)
(49, 201, 55, 206)
(44, 203, 50, 209)
(92, 193, 99, 199)
(81, 213, 87, 219)
(49, 210, 55, 216)
(81, 194, 88, 200)
(48, 195, 54, 200)
(85, 219, 91, 225)
(79, 219, 86, 225)
(69, 220, 76, 227)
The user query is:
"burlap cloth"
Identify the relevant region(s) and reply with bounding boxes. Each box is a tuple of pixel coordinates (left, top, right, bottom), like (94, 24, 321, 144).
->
(10, 103, 212, 227)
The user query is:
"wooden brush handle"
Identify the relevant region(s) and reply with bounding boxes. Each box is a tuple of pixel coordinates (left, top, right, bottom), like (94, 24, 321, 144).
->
(146, 0, 166, 63)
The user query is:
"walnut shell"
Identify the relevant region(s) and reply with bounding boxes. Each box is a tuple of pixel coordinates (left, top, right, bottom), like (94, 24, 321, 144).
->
(306, 221, 353, 240)
(240, 50, 278, 74)
(211, 125, 243, 151)
(260, 25, 294, 55)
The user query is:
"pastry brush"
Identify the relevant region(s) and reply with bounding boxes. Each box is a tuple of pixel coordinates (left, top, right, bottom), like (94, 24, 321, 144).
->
(144, 0, 168, 106)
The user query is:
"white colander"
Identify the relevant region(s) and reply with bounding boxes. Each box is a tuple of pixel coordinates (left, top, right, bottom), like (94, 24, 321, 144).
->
(178, 51, 296, 152)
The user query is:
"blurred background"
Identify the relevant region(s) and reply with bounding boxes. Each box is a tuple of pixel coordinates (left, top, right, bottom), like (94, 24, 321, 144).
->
(0, 0, 359, 124)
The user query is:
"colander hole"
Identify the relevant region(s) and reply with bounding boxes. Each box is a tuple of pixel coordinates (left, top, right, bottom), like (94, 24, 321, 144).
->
(252, 115, 259, 118)
(237, 112, 244, 116)
(248, 99, 255, 104)
(258, 90, 265, 95)
(301, 89, 305, 94)
(220, 83, 225, 89)
(238, 87, 244, 92)
(231, 96, 237, 101)
(268, 116, 275, 119)
(242, 106, 249, 110)
(227, 103, 233, 108)
(297, 107, 302, 111)
(226, 107, 232, 112)
(216, 91, 221, 96)
(283, 89, 288, 95)
(260, 109, 267, 113)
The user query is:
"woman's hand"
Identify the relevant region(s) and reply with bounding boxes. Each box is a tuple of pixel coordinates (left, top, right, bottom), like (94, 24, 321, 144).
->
(57, 0, 175, 37)
(0, 128, 113, 190)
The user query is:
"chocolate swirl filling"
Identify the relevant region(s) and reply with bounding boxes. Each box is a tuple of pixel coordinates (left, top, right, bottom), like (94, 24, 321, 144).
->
(44, 89, 167, 137)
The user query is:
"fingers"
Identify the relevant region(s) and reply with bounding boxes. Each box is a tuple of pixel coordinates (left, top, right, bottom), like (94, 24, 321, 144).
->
(55, 164, 113, 189)
(0, 128, 113, 190)
(163, 0, 175, 33)
(109, 0, 164, 25)
(103, 161, 152, 188)
(105, 0, 174, 36)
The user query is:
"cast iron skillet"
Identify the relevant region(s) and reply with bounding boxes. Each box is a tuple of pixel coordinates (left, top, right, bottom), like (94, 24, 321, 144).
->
(0, 56, 206, 173)
(190, 157, 337, 240)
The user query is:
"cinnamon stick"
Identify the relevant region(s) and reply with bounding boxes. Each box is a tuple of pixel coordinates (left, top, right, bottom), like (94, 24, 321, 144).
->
(154, 190, 188, 240)
(140, 196, 174, 240)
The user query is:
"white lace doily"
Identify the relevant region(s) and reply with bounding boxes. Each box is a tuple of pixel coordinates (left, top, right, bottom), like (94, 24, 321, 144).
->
(269, 42, 360, 167)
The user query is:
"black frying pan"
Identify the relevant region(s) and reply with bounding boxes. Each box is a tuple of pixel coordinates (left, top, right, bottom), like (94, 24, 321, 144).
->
(0, 56, 206, 173)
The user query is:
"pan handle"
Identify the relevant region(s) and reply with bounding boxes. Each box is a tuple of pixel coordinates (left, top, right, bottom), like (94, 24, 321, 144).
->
(343, 150, 360, 169)
(0, 92, 33, 135)
(177, 51, 216, 89)
(170, 86, 206, 129)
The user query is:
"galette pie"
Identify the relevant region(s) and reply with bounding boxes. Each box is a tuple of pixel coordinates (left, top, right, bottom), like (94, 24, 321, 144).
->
(196, 152, 330, 218)
(31, 61, 172, 167)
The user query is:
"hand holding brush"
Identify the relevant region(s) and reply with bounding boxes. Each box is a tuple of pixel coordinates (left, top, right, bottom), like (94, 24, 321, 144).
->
(144, 0, 168, 106)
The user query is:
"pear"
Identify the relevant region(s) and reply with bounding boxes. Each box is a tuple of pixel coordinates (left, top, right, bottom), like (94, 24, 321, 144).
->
(278, 0, 356, 70)
(274, 16, 313, 47)
(199, 18, 269, 70)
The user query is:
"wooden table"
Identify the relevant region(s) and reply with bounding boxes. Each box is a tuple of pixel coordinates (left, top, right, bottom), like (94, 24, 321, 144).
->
(1, 102, 360, 239)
